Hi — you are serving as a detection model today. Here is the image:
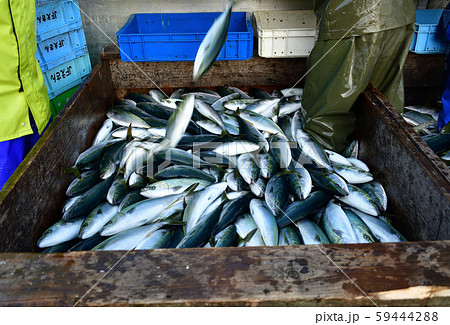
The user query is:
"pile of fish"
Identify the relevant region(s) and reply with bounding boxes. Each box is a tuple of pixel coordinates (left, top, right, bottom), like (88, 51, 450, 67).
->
(37, 87, 406, 252)
(402, 106, 450, 165)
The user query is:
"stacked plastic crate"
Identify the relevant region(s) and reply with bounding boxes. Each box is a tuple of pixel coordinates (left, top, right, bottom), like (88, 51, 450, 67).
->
(35, 0, 91, 117)
(410, 9, 448, 54)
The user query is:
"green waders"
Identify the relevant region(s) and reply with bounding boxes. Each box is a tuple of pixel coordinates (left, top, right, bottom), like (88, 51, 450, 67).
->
(303, 0, 415, 152)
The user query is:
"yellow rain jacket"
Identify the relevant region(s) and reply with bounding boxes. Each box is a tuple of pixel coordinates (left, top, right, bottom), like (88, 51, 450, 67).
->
(0, 0, 50, 142)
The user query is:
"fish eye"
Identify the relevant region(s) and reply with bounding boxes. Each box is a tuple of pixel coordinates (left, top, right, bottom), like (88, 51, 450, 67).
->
(149, 185, 156, 190)
(364, 234, 371, 241)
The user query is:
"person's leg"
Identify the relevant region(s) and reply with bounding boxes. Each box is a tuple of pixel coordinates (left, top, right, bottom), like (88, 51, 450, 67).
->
(303, 34, 384, 152)
(0, 137, 26, 189)
(0, 113, 51, 190)
(370, 24, 415, 113)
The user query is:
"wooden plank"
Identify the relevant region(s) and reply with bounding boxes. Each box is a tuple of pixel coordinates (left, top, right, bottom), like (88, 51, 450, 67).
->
(403, 53, 445, 105)
(108, 55, 306, 92)
(0, 241, 448, 306)
(356, 84, 450, 241)
(0, 62, 116, 253)
(403, 53, 445, 89)
(101, 46, 445, 97)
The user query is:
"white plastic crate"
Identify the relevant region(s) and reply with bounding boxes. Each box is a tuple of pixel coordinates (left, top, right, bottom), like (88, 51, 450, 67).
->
(254, 10, 316, 58)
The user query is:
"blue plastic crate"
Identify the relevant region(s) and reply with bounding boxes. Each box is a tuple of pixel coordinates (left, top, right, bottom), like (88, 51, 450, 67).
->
(42, 54, 91, 100)
(410, 9, 448, 54)
(37, 27, 88, 73)
(35, 0, 83, 42)
(116, 12, 253, 62)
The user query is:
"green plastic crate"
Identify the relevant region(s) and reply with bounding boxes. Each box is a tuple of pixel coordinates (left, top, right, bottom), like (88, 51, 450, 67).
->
(49, 84, 79, 117)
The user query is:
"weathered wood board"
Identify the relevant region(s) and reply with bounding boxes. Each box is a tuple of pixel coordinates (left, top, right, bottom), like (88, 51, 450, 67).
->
(357, 84, 450, 241)
(102, 46, 445, 105)
(0, 241, 449, 306)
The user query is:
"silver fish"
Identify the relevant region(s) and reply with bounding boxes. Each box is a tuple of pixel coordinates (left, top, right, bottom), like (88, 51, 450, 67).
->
(332, 165, 373, 184)
(351, 208, 406, 243)
(195, 99, 227, 131)
(249, 199, 279, 246)
(335, 184, 379, 216)
(278, 100, 302, 118)
(212, 140, 260, 156)
(183, 182, 228, 233)
(321, 200, 359, 244)
(325, 149, 352, 166)
(295, 219, 329, 245)
(193, 1, 234, 81)
(134, 228, 174, 250)
(79, 202, 119, 239)
(140, 178, 210, 199)
(94, 223, 165, 251)
(237, 153, 260, 184)
(235, 213, 265, 247)
(281, 88, 303, 98)
(92, 119, 114, 145)
(347, 157, 370, 172)
(37, 219, 83, 248)
(164, 94, 195, 148)
(101, 193, 186, 236)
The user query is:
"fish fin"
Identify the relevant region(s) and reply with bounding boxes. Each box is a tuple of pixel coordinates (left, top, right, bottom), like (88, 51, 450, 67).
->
(126, 124, 134, 141)
(243, 228, 257, 242)
(184, 182, 200, 194)
(208, 236, 216, 247)
(221, 192, 229, 202)
(65, 166, 81, 179)
(220, 129, 229, 137)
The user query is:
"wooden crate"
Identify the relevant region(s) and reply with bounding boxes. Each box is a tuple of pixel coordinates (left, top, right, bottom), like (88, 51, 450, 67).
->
(0, 47, 448, 306)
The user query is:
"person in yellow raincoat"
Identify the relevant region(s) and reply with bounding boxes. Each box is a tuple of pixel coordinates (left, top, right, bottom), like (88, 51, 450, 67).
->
(302, 0, 416, 152)
(0, 0, 51, 189)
